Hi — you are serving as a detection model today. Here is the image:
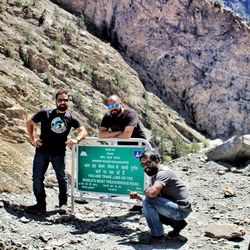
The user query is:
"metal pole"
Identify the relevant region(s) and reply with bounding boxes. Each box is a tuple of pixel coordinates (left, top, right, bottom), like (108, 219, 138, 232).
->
(71, 145, 76, 214)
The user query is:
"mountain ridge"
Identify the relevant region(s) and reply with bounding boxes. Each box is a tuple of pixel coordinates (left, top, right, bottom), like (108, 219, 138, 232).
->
(52, 0, 250, 138)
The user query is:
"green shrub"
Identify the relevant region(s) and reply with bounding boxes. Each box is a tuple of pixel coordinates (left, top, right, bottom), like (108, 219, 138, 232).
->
(76, 13, 86, 29)
(23, 27, 34, 44)
(111, 71, 128, 93)
(189, 141, 200, 153)
(53, 36, 62, 64)
(4, 44, 14, 57)
(213, 0, 223, 8)
(73, 93, 87, 113)
(202, 139, 209, 148)
(171, 137, 189, 159)
(162, 155, 172, 163)
(80, 61, 92, 76)
(53, 7, 60, 22)
(0, 3, 6, 13)
(43, 71, 53, 85)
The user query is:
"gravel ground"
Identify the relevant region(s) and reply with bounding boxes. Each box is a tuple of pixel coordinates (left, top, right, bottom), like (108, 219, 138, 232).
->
(0, 153, 249, 250)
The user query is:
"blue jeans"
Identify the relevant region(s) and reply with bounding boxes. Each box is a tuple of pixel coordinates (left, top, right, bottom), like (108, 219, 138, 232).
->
(32, 151, 68, 206)
(142, 196, 191, 236)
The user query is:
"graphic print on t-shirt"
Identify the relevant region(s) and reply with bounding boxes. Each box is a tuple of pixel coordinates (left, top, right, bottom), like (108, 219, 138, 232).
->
(51, 117, 67, 133)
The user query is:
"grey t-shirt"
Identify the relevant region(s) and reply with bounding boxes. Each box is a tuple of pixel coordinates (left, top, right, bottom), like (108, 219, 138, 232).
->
(150, 164, 192, 207)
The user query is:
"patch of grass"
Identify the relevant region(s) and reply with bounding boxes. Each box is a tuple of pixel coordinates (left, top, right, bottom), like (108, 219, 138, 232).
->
(52, 35, 62, 64)
(111, 70, 129, 93)
(4, 44, 14, 57)
(23, 27, 34, 44)
(213, 0, 223, 8)
(202, 139, 209, 148)
(43, 71, 53, 85)
(171, 137, 189, 159)
(72, 93, 88, 113)
(189, 141, 200, 153)
(53, 7, 60, 22)
(80, 61, 92, 76)
(76, 12, 86, 29)
(0, 3, 7, 13)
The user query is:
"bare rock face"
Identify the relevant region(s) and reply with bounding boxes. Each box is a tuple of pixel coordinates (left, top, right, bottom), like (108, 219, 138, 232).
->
(54, 0, 250, 139)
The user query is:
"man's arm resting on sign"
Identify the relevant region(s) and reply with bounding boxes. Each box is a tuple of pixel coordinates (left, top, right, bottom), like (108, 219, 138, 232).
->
(75, 126, 87, 142)
(66, 126, 87, 146)
(98, 127, 122, 138)
(114, 126, 134, 138)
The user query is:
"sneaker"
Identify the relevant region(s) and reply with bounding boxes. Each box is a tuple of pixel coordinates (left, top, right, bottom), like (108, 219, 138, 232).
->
(138, 232, 165, 244)
(129, 205, 142, 214)
(74, 199, 88, 204)
(26, 204, 46, 214)
(167, 220, 187, 237)
(58, 204, 68, 214)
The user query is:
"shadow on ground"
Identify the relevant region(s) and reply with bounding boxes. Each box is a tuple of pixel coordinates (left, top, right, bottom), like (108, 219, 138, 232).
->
(2, 200, 188, 249)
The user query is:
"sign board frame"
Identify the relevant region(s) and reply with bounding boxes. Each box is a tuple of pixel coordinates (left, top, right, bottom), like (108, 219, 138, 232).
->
(77, 145, 145, 195)
(70, 137, 153, 214)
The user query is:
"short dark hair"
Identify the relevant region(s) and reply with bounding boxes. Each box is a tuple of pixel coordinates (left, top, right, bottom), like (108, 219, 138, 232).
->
(55, 89, 69, 100)
(140, 150, 161, 162)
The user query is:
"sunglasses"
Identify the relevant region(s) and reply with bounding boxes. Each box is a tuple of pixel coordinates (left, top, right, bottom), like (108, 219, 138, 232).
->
(57, 98, 69, 103)
(141, 160, 153, 168)
(107, 103, 119, 109)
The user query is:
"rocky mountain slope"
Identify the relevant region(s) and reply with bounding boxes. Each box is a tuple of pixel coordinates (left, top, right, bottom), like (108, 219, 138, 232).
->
(53, 0, 250, 138)
(0, 0, 206, 193)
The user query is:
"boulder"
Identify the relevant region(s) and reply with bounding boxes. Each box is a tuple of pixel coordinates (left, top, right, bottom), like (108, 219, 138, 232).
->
(205, 223, 245, 239)
(205, 135, 250, 162)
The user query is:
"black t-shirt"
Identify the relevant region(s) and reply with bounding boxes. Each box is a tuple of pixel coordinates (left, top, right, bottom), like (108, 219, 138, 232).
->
(32, 109, 81, 155)
(100, 108, 146, 140)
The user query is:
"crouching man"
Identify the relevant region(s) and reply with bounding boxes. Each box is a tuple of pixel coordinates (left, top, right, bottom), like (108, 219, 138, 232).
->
(129, 151, 192, 243)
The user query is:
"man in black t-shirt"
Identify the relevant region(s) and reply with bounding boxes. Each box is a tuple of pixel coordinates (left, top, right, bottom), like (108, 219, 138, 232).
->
(99, 95, 146, 140)
(99, 95, 146, 213)
(26, 89, 87, 214)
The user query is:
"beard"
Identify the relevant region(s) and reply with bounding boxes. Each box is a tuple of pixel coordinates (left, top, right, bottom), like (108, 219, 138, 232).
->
(145, 166, 158, 176)
(57, 104, 68, 112)
(110, 108, 122, 117)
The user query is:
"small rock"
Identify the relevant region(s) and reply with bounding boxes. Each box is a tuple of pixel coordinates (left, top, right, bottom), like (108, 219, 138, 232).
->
(218, 170, 225, 175)
(205, 224, 246, 239)
(39, 233, 52, 243)
(212, 214, 221, 220)
(19, 216, 30, 223)
(224, 187, 236, 197)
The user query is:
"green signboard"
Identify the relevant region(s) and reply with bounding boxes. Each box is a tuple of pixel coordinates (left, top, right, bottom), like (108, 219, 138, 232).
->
(77, 145, 145, 195)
